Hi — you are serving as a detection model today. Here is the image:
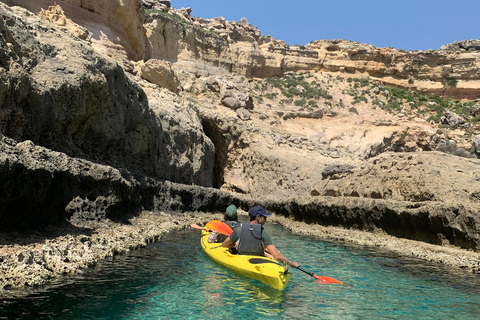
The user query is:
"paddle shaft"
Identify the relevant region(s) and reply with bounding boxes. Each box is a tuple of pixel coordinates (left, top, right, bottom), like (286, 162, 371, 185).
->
(297, 266, 315, 277)
(190, 224, 209, 232)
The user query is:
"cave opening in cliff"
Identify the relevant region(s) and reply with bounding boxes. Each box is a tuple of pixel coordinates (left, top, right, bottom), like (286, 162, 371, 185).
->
(201, 119, 228, 189)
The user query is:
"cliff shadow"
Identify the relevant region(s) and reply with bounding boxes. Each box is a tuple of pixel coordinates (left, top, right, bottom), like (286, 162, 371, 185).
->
(200, 118, 229, 189)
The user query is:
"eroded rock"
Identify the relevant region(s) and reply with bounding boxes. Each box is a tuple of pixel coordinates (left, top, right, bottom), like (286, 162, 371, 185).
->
(441, 109, 466, 128)
(135, 59, 181, 92)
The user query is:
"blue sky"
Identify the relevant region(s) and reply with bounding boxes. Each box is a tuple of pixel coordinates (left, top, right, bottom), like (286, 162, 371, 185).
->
(174, 1, 479, 51)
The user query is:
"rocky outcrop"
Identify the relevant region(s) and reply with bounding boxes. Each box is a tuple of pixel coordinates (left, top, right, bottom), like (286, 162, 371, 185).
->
(133, 59, 181, 92)
(271, 196, 480, 250)
(279, 109, 324, 120)
(441, 110, 466, 128)
(471, 104, 480, 117)
(318, 152, 480, 207)
(441, 40, 480, 51)
(309, 40, 480, 100)
(142, 0, 171, 11)
(143, 10, 319, 78)
(3, 0, 146, 61)
(38, 5, 91, 41)
(0, 3, 215, 186)
(0, 134, 233, 230)
(0, 135, 139, 229)
(474, 135, 480, 154)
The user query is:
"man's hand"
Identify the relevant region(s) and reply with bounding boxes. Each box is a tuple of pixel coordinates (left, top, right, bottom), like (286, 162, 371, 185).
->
(222, 237, 234, 248)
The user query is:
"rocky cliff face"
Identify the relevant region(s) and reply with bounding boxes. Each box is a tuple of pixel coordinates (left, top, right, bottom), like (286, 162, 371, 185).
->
(309, 40, 480, 100)
(0, 134, 233, 230)
(0, 3, 215, 186)
(1, 0, 480, 257)
(143, 9, 480, 100)
(144, 11, 320, 78)
(2, 0, 147, 61)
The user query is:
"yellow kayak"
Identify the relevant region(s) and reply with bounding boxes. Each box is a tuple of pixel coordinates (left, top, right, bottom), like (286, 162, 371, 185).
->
(200, 230, 290, 290)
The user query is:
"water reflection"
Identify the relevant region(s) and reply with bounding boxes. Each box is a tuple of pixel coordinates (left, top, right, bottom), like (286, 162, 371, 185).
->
(196, 259, 287, 317)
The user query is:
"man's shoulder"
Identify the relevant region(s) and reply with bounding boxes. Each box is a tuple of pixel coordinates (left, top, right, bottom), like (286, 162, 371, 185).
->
(230, 225, 242, 238)
(261, 227, 272, 242)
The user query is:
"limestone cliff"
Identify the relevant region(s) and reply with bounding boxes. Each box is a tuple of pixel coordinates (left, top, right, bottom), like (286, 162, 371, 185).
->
(1, 0, 480, 257)
(141, 9, 480, 100)
(2, 0, 146, 61)
(0, 3, 215, 187)
(309, 40, 480, 100)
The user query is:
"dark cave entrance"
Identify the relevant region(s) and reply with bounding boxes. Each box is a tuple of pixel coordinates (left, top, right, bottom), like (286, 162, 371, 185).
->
(201, 119, 228, 189)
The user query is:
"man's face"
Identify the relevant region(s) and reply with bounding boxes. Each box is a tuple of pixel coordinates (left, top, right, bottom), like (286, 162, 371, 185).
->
(256, 215, 267, 225)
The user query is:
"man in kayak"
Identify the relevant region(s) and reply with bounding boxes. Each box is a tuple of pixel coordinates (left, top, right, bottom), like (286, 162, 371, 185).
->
(208, 204, 241, 243)
(221, 206, 299, 268)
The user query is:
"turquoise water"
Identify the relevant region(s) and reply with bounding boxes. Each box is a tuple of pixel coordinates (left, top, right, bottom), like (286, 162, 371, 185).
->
(2, 224, 480, 319)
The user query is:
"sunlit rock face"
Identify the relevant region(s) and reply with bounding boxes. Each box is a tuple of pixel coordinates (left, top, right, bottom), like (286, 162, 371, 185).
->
(3, 0, 146, 61)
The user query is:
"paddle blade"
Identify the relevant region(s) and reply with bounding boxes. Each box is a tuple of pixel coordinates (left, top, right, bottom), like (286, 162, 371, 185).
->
(313, 274, 343, 284)
(205, 220, 233, 236)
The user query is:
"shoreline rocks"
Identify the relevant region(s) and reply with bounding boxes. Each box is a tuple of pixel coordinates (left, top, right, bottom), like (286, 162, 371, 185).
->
(0, 211, 223, 292)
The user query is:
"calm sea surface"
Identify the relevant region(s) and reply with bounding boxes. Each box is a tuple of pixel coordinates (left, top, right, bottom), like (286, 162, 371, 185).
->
(2, 224, 480, 319)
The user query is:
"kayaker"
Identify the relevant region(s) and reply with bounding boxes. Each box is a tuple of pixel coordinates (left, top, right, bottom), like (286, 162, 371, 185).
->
(208, 204, 241, 243)
(221, 206, 299, 268)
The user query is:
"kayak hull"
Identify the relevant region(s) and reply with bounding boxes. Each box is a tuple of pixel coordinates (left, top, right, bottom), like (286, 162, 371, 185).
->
(200, 230, 290, 290)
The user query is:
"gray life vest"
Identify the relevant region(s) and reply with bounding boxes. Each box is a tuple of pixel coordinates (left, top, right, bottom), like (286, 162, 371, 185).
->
(212, 221, 242, 243)
(237, 223, 264, 255)
(225, 221, 241, 229)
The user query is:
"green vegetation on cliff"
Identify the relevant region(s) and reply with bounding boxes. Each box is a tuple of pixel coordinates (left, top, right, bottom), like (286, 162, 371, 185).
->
(266, 73, 333, 101)
(252, 72, 479, 137)
(345, 77, 480, 135)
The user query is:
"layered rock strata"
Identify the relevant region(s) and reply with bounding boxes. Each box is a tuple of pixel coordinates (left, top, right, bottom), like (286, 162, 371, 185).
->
(0, 134, 234, 230)
(5, 1, 480, 100)
(144, 9, 480, 99)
